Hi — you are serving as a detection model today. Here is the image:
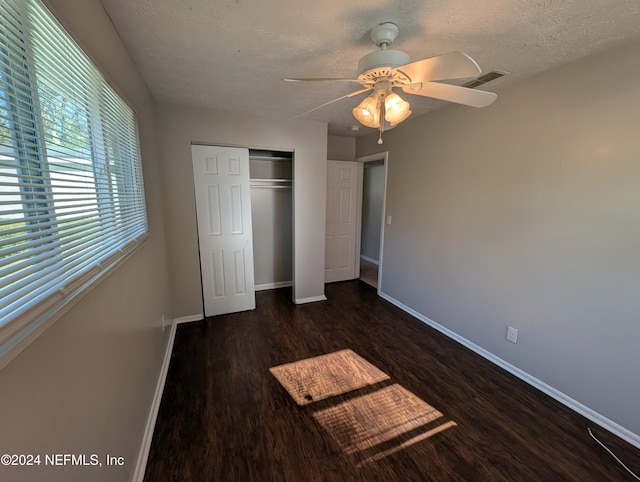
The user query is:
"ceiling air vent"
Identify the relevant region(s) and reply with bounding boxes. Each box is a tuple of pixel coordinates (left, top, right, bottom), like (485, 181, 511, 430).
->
(462, 70, 508, 89)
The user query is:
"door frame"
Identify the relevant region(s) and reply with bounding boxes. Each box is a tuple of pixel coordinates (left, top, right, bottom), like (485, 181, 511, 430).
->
(355, 151, 389, 294)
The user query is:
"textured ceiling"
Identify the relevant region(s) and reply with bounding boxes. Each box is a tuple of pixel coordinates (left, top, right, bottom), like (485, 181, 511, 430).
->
(99, 0, 640, 136)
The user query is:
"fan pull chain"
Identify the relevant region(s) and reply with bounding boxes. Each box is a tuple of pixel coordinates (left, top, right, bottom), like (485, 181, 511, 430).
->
(378, 91, 386, 144)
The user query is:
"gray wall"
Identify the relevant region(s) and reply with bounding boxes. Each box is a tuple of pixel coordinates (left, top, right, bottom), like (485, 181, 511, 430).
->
(154, 102, 328, 315)
(357, 38, 640, 438)
(360, 163, 385, 262)
(0, 1, 173, 481)
(328, 135, 356, 161)
(251, 187, 293, 286)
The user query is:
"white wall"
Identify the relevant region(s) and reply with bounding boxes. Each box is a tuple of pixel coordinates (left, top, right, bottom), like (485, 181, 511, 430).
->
(0, 1, 173, 481)
(357, 38, 640, 440)
(154, 102, 328, 315)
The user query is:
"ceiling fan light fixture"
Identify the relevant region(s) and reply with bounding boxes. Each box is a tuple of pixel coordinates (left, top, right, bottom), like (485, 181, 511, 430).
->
(352, 94, 380, 128)
(287, 22, 497, 142)
(384, 92, 412, 125)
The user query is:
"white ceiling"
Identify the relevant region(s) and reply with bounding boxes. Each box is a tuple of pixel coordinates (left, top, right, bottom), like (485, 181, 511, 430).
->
(99, 0, 640, 137)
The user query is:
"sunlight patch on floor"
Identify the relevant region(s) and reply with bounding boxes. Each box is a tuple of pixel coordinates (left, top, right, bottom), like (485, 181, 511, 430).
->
(269, 349, 390, 405)
(270, 349, 456, 465)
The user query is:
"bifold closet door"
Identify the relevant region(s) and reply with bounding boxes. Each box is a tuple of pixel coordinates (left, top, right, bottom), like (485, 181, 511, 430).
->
(191, 145, 256, 316)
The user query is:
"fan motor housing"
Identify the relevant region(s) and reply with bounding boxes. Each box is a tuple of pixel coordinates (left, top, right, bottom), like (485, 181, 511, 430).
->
(357, 49, 410, 78)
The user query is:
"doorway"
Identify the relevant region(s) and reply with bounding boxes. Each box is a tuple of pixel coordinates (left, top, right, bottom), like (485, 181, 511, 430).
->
(356, 152, 388, 291)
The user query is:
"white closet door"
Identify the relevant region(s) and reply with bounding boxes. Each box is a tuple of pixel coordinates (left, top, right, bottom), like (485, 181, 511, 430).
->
(325, 160, 359, 283)
(192, 145, 255, 316)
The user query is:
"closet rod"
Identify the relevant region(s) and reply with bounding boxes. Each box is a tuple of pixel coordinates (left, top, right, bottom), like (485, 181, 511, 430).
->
(250, 185, 292, 189)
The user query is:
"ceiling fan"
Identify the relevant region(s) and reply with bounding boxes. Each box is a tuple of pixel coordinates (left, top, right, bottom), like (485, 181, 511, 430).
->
(286, 22, 497, 144)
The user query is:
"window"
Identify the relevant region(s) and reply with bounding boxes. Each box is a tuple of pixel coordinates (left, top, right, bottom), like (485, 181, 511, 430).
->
(0, 0, 147, 355)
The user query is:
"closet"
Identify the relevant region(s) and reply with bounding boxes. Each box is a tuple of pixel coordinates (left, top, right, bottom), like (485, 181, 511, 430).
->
(249, 150, 293, 291)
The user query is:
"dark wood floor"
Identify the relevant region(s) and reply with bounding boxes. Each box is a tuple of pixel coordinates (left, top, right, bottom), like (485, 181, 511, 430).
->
(145, 281, 639, 481)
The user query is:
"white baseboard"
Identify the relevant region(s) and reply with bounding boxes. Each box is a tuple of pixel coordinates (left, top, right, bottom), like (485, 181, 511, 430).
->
(132, 320, 177, 482)
(360, 255, 379, 265)
(175, 314, 203, 324)
(255, 281, 293, 291)
(294, 295, 327, 304)
(377, 290, 640, 450)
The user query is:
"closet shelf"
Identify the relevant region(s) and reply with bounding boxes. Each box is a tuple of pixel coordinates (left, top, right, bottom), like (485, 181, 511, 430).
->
(250, 185, 291, 189)
(250, 178, 291, 183)
(250, 156, 292, 162)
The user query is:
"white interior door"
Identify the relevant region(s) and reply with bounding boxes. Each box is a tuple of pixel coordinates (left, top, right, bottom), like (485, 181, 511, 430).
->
(325, 160, 359, 283)
(192, 145, 255, 316)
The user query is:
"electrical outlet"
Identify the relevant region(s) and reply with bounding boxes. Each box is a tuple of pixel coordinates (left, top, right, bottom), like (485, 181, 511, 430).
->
(506, 326, 518, 344)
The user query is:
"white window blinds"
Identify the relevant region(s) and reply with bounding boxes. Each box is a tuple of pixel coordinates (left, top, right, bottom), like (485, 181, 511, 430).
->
(0, 0, 148, 353)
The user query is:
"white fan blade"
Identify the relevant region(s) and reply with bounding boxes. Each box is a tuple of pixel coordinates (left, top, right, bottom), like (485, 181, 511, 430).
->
(285, 77, 368, 85)
(402, 82, 496, 108)
(297, 87, 372, 118)
(395, 51, 481, 83)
